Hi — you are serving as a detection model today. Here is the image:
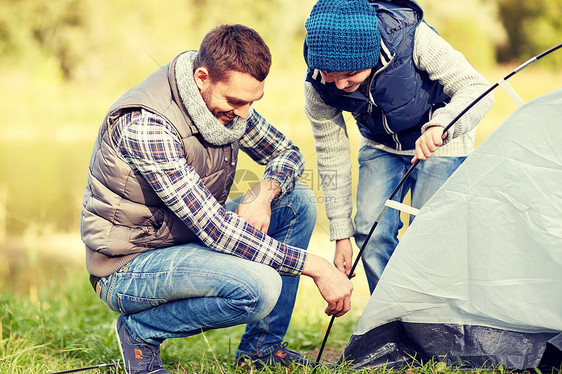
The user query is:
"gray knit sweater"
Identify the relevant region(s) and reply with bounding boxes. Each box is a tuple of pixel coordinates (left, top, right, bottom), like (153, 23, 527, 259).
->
(304, 22, 494, 241)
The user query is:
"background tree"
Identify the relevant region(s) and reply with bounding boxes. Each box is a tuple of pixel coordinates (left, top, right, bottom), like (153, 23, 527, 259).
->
(0, 0, 560, 82)
(496, 0, 562, 66)
(419, 0, 505, 69)
(0, 0, 97, 80)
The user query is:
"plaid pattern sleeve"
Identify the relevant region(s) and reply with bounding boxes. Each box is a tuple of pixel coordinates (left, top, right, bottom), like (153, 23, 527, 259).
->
(111, 109, 307, 276)
(239, 107, 305, 198)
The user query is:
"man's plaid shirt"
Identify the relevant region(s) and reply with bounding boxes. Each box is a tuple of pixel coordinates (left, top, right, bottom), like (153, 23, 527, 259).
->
(111, 107, 307, 276)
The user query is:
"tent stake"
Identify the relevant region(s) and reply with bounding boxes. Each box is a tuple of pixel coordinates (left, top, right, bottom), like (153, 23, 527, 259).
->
(314, 42, 562, 364)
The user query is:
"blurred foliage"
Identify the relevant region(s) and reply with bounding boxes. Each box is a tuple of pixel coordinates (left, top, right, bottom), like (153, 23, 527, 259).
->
(496, 0, 562, 67)
(418, 0, 506, 69)
(0, 0, 317, 84)
(0, 0, 560, 84)
(0, 0, 94, 80)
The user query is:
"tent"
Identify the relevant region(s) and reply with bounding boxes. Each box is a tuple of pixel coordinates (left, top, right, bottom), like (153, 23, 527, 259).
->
(342, 88, 562, 371)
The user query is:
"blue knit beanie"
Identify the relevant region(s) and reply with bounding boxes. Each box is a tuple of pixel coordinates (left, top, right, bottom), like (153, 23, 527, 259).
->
(305, 0, 381, 72)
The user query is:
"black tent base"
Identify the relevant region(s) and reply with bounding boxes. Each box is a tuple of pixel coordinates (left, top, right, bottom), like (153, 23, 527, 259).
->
(343, 321, 562, 372)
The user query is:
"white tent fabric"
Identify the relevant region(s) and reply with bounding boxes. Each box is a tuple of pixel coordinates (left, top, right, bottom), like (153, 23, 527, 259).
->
(343, 88, 562, 370)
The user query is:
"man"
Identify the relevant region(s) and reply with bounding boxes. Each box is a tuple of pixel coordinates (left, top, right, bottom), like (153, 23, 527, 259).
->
(81, 24, 353, 374)
(303, 0, 493, 293)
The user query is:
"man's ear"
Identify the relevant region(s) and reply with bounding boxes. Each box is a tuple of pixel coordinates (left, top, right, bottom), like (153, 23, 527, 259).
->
(193, 67, 210, 90)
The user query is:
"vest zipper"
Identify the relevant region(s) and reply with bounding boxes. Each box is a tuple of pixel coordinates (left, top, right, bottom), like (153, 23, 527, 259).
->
(367, 72, 377, 111)
(369, 47, 401, 150)
(367, 45, 394, 112)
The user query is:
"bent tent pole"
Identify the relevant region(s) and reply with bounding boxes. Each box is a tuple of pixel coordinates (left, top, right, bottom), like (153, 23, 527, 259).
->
(48, 362, 120, 374)
(314, 42, 562, 365)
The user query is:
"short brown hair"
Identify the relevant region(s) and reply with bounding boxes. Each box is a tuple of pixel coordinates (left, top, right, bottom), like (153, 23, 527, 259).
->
(194, 24, 272, 82)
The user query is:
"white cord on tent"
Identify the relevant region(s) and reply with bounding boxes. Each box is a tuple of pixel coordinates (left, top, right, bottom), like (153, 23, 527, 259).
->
(384, 199, 420, 216)
(497, 78, 525, 107)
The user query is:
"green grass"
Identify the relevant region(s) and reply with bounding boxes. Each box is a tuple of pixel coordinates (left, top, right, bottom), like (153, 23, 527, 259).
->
(1, 235, 560, 374)
(0, 234, 365, 374)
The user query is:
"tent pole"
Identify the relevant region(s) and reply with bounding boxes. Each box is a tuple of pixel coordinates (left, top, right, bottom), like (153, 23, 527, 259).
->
(48, 362, 120, 374)
(314, 42, 562, 365)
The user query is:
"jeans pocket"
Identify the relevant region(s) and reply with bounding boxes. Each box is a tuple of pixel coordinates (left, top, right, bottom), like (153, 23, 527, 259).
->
(358, 143, 378, 163)
(116, 292, 167, 315)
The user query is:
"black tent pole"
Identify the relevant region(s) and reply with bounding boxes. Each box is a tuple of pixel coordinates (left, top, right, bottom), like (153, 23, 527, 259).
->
(48, 362, 120, 374)
(314, 42, 562, 365)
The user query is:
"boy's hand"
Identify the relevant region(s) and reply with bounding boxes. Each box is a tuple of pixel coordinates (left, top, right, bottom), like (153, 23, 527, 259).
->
(334, 238, 355, 278)
(411, 126, 447, 163)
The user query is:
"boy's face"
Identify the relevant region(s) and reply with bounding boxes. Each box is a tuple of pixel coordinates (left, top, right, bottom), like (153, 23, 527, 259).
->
(320, 69, 372, 93)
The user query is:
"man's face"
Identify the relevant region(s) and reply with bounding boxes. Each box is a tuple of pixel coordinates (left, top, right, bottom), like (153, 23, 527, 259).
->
(320, 69, 372, 93)
(194, 68, 264, 124)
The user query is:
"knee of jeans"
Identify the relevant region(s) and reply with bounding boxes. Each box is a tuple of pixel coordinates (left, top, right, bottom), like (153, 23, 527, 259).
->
(246, 267, 282, 323)
(291, 184, 317, 224)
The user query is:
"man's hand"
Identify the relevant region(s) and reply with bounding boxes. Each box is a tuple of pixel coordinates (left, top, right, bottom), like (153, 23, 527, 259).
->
(236, 179, 281, 234)
(334, 238, 354, 278)
(302, 254, 353, 317)
(411, 126, 447, 163)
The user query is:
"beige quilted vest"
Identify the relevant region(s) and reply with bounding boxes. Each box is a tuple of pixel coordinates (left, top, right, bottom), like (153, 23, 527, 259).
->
(81, 55, 239, 276)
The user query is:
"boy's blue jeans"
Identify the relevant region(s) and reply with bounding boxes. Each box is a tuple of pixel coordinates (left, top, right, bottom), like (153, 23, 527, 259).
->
(97, 183, 316, 357)
(355, 146, 465, 293)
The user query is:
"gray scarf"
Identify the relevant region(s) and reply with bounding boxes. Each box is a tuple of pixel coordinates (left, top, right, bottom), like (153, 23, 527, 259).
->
(174, 51, 247, 145)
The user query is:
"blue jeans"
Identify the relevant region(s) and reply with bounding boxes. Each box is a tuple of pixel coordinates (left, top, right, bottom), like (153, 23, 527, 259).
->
(97, 183, 316, 355)
(355, 146, 465, 293)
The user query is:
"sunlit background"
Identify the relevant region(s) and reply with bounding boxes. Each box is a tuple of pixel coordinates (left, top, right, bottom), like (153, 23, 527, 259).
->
(0, 0, 560, 347)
